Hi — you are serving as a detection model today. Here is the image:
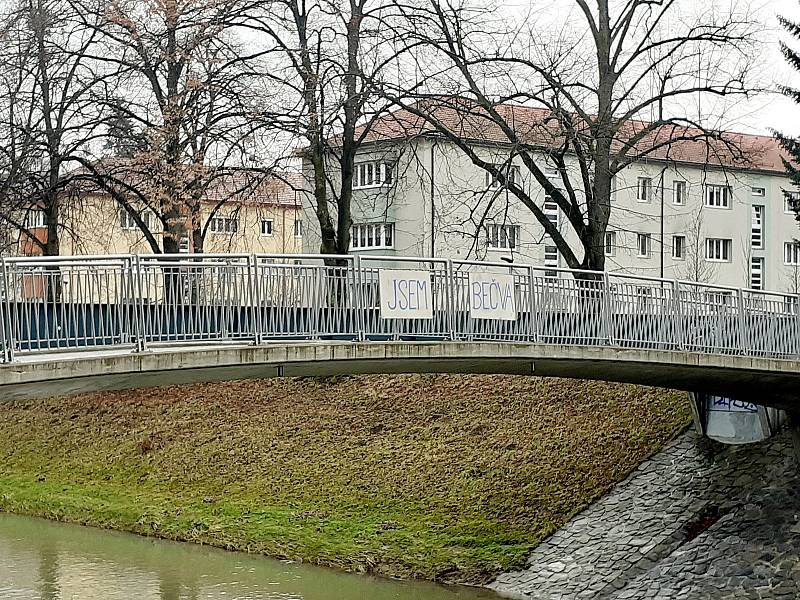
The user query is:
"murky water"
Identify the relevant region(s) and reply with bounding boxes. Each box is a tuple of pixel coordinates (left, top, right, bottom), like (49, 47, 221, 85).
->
(0, 514, 499, 600)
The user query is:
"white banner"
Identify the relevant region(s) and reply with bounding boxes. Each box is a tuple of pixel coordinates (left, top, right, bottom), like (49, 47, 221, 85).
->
(379, 270, 434, 319)
(468, 273, 517, 321)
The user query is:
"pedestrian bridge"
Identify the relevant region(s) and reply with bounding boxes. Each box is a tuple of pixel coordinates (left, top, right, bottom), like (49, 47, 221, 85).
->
(0, 253, 797, 409)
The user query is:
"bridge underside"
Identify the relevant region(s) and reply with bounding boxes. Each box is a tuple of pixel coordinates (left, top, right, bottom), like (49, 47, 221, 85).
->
(0, 342, 797, 410)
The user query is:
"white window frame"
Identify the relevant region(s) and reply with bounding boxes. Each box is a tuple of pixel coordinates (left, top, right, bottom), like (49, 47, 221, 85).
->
(353, 161, 394, 190)
(294, 219, 304, 237)
(784, 241, 800, 266)
(673, 180, 687, 205)
(486, 223, 520, 250)
(544, 244, 559, 277)
(672, 235, 686, 260)
(544, 166, 560, 180)
(637, 233, 652, 258)
(209, 215, 239, 235)
(24, 209, 47, 230)
(543, 195, 559, 228)
(260, 218, 274, 237)
(604, 231, 616, 257)
(751, 186, 766, 198)
(351, 222, 395, 250)
(751, 205, 764, 250)
(750, 257, 764, 291)
(705, 238, 732, 262)
(637, 177, 652, 203)
(705, 290, 733, 309)
(486, 165, 521, 189)
(704, 184, 732, 209)
(785, 192, 800, 214)
(119, 209, 152, 231)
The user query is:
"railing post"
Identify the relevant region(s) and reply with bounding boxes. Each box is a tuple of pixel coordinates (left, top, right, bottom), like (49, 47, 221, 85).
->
(737, 288, 749, 356)
(528, 265, 538, 344)
(794, 294, 800, 358)
(312, 264, 324, 340)
(132, 255, 147, 353)
(0, 258, 12, 363)
(353, 255, 366, 342)
(249, 254, 263, 345)
(445, 259, 456, 341)
(672, 280, 685, 351)
(602, 272, 615, 346)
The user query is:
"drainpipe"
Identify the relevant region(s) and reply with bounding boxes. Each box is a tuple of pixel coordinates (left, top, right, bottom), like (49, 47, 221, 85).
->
(430, 140, 437, 257)
(660, 167, 666, 280)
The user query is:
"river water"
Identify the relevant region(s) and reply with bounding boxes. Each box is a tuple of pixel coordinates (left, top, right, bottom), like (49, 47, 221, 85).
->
(0, 514, 499, 600)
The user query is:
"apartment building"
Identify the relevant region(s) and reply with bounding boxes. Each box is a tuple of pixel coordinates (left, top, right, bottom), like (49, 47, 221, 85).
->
(302, 102, 800, 293)
(16, 171, 304, 257)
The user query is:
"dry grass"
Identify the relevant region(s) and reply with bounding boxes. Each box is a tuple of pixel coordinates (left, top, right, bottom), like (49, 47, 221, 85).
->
(0, 375, 691, 583)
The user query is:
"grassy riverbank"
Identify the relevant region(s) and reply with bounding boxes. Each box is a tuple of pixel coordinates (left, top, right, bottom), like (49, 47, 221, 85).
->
(0, 375, 691, 584)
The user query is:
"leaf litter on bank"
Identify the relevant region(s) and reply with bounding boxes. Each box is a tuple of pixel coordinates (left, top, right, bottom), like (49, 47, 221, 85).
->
(0, 374, 690, 584)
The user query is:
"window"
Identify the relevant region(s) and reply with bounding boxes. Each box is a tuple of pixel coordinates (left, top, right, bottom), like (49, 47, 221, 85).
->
(209, 215, 239, 235)
(179, 234, 190, 253)
(637, 177, 652, 202)
(705, 238, 732, 262)
(351, 223, 395, 250)
(486, 223, 519, 250)
(604, 231, 616, 257)
(119, 209, 151, 231)
(294, 220, 304, 237)
(544, 166, 559, 179)
(544, 244, 558, 277)
(785, 241, 800, 266)
(785, 191, 800, 214)
(354, 161, 393, 189)
(672, 235, 686, 260)
(636, 286, 654, 311)
(486, 165, 520, 189)
(751, 186, 766, 197)
(23, 210, 47, 229)
(705, 184, 731, 208)
(260, 219, 274, 237)
(637, 233, 652, 258)
(706, 291, 733, 308)
(610, 176, 617, 202)
(673, 180, 687, 205)
(751, 257, 764, 290)
(751, 205, 764, 250)
(543, 195, 558, 227)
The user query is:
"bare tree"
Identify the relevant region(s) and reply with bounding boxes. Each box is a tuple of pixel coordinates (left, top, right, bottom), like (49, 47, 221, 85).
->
(249, 0, 414, 263)
(385, 0, 761, 273)
(0, 0, 108, 258)
(69, 0, 277, 254)
(679, 205, 717, 284)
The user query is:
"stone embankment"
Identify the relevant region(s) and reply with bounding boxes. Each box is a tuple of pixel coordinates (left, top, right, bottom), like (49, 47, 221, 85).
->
(490, 431, 800, 599)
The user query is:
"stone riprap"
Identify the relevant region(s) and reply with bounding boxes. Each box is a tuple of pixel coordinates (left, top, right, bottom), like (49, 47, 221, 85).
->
(489, 430, 800, 599)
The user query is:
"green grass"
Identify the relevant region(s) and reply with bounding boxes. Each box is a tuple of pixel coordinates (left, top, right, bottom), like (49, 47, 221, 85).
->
(0, 374, 691, 584)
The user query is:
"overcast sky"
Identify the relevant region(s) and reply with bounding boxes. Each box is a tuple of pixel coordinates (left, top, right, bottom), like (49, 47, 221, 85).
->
(736, 0, 800, 135)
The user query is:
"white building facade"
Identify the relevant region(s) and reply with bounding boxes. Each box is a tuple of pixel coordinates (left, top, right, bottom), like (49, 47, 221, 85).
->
(302, 105, 800, 294)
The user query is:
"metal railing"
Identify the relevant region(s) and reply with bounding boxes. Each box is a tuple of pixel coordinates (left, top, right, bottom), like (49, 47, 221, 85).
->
(0, 253, 798, 362)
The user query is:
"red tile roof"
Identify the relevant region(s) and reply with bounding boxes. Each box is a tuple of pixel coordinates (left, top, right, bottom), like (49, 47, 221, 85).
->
(359, 99, 788, 174)
(71, 161, 301, 207)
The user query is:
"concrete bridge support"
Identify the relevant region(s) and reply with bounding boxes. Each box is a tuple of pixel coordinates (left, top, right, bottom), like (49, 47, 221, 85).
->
(690, 394, 787, 445)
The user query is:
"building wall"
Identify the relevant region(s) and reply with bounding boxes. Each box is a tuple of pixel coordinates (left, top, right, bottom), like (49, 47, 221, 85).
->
(303, 138, 800, 293)
(19, 193, 303, 257)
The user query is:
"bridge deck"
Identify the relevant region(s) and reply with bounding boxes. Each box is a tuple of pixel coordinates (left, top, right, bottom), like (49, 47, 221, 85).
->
(2, 341, 798, 410)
